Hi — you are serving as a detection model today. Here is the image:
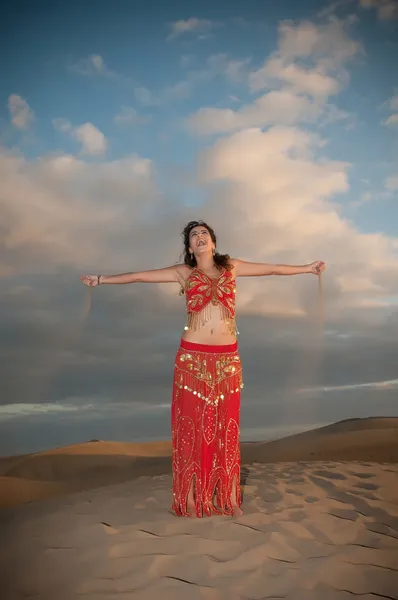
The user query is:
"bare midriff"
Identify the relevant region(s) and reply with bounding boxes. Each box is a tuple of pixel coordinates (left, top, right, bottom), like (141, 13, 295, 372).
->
(181, 304, 237, 345)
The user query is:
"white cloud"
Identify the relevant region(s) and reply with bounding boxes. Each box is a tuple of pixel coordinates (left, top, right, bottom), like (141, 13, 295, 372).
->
(207, 53, 251, 84)
(320, 0, 398, 20)
(0, 402, 82, 418)
(69, 54, 134, 88)
(52, 117, 72, 134)
(74, 123, 107, 156)
(317, 0, 355, 19)
(277, 19, 360, 66)
(164, 81, 192, 100)
(386, 175, 398, 190)
(360, 0, 398, 19)
(70, 51, 245, 108)
(250, 19, 360, 92)
(134, 86, 155, 106)
(53, 119, 107, 156)
(320, 103, 351, 126)
(390, 94, 398, 110)
(135, 81, 191, 106)
(168, 17, 216, 40)
(134, 53, 249, 107)
(250, 57, 340, 98)
(0, 398, 170, 421)
(180, 54, 195, 67)
(196, 126, 398, 318)
(383, 95, 398, 190)
(113, 106, 151, 126)
(385, 114, 398, 126)
(187, 19, 360, 136)
(1, 123, 398, 329)
(299, 378, 398, 394)
(383, 94, 398, 126)
(0, 148, 161, 277)
(70, 54, 111, 77)
(8, 94, 34, 130)
(362, 191, 372, 202)
(187, 91, 319, 135)
(2, 17, 397, 327)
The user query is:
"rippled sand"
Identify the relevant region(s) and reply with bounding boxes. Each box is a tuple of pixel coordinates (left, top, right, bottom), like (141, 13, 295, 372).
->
(1, 418, 398, 599)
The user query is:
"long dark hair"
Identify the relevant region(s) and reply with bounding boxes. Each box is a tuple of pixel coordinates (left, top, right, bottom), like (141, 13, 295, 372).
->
(181, 220, 232, 271)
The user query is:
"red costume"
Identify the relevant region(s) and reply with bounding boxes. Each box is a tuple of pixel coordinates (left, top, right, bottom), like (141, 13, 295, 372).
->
(184, 267, 237, 334)
(171, 268, 243, 517)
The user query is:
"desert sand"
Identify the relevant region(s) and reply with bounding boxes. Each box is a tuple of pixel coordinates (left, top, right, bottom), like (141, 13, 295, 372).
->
(1, 417, 398, 599)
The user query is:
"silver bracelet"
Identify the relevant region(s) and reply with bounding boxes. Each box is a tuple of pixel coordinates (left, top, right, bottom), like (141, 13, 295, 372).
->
(97, 275, 102, 285)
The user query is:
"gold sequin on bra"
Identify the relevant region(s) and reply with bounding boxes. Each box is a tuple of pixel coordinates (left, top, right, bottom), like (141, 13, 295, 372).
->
(182, 268, 239, 335)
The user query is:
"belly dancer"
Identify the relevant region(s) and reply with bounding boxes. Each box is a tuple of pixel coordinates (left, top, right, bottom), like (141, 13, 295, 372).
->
(81, 220, 325, 517)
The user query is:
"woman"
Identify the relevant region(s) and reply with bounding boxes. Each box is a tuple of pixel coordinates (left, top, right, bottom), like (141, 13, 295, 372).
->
(81, 220, 325, 518)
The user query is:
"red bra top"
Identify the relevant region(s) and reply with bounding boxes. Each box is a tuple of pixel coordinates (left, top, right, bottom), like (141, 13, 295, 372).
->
(185, 267, 236, 318)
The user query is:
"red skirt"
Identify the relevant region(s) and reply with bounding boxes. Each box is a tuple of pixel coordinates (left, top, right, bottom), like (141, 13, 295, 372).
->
(171, 339, 243, 517)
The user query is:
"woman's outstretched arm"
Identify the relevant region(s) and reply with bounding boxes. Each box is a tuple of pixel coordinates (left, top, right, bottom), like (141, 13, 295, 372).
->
(231, 259, 325, 277)
(80, 264, 189, 287)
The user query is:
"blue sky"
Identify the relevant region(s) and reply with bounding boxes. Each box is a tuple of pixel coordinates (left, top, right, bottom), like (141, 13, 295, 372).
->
(1, 0, 397, 231)
(1, 0, 398, 454)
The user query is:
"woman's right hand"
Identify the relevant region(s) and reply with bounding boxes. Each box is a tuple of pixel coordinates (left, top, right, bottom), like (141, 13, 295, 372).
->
(80, 275, 100, 287)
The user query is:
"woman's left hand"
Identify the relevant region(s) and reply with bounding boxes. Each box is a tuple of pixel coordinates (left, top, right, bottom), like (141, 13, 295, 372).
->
(308, 260, 326, 275)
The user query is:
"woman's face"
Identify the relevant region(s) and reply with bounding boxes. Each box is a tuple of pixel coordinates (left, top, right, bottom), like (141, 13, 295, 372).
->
(188, 226, 214, 256)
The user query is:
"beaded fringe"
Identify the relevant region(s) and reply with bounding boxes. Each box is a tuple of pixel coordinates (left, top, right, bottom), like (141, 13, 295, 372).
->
(185, 303, 238, 335)
(174, 367, 243, 408)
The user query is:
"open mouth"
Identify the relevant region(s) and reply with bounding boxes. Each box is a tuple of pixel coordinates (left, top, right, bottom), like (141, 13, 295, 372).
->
(197, 240, 206, 247)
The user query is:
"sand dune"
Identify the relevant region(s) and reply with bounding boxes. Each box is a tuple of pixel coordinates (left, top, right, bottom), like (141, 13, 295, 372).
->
(1, 457, 398, 598)
(1, 418, 398, 598)
(0, 439, 172, 476)
(1, 417, 398, 510)
(242, 416, 398, 464)
(0, 476, 69, 509)
(0, 440, 172, 509)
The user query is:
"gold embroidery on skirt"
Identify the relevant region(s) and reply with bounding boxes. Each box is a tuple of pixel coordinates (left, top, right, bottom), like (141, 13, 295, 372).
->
(175, 350, 243, 407)
(172, 346, 243, 517)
